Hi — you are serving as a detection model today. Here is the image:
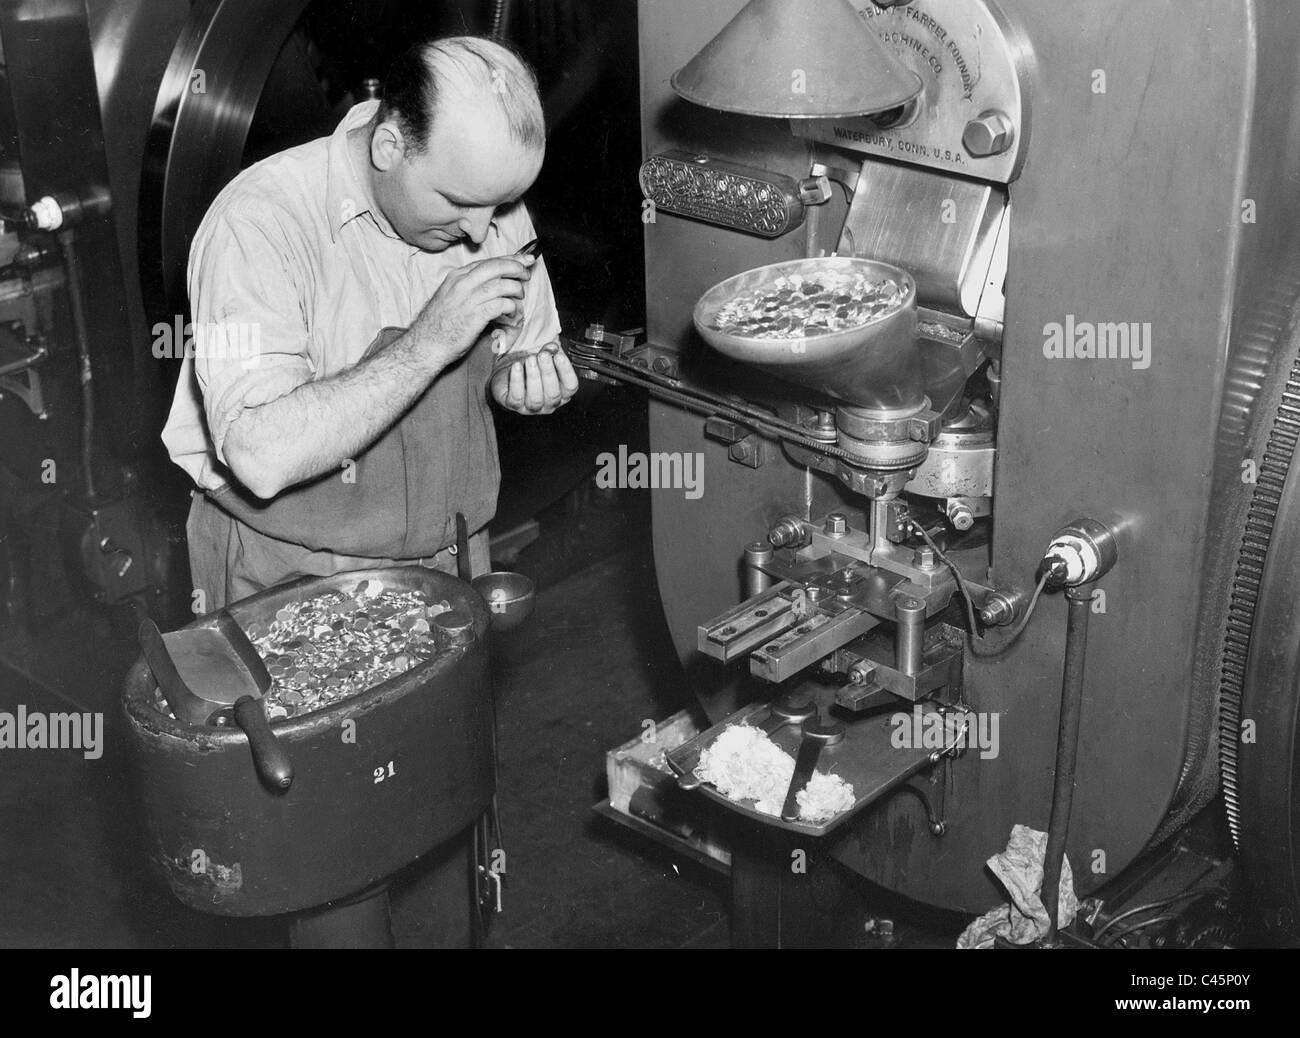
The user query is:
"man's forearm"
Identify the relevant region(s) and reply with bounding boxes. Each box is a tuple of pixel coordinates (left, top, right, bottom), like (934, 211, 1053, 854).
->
(222, 329, 444, 499)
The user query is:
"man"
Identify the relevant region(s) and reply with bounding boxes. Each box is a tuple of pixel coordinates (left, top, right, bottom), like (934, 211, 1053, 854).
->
(163, 35, 578, 608)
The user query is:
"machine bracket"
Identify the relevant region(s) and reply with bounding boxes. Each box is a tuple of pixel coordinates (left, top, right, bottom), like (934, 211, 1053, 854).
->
(0, 333, 48, 419)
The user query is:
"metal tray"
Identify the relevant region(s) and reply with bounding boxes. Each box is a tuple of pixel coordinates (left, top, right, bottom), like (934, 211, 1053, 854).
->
(666, 690, 964, 837)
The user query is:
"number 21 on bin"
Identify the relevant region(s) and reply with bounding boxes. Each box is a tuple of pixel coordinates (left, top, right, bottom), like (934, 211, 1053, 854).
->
(374, 760, 396, 784)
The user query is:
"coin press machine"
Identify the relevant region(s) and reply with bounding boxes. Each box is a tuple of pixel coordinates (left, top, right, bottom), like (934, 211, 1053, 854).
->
(570, 0, 1300, 946)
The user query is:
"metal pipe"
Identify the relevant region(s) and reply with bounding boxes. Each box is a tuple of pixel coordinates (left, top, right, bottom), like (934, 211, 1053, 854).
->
(58, 229, 98, 502)
(744, 541, 774, 597)
(1041, 584, 1092, 942)
(895, 596, 925, 675)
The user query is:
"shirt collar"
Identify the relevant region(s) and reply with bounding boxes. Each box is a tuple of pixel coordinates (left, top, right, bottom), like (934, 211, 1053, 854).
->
(326, 100, 401, 244)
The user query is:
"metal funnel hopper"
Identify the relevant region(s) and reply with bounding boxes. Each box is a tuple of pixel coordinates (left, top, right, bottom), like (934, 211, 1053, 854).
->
(671, 0, 923, 119)
(693, 258, 922, 415)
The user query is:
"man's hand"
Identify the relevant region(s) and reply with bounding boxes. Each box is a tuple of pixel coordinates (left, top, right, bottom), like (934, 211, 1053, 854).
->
(408, 254, 536, 375)
(491, 345, 580, 415)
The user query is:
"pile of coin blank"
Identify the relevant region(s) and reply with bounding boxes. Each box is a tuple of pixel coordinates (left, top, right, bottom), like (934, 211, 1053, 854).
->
(711, 271, 905, 340)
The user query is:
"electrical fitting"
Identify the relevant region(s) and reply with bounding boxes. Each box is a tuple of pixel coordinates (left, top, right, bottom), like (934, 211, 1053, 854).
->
(1042, 518, 1120, 588)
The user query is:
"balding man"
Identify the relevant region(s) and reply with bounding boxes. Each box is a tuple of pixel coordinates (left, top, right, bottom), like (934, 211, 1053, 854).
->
(163, 35, 577, 607)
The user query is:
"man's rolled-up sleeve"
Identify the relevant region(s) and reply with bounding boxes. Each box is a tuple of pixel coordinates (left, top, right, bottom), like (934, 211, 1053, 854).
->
(188, 210, 316, 467)
(504, 205, 563, 355)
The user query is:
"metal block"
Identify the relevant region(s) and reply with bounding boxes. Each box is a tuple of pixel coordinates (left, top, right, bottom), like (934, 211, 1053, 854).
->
(697, 582, 799, 663)
(749, 604, 879, 683)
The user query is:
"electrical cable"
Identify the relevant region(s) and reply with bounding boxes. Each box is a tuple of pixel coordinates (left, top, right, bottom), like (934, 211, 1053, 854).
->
(1093, 885, 1228, 942)
(58, 229, 98, 502)
(1102, 914, 1178, 946)
(908, 519, 1050, 658)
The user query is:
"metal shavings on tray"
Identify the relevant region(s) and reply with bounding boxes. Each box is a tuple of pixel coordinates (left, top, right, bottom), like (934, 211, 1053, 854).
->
(795, 771, 856, 823)
(711, 271, 905, 340)
(694, 723, 856, 823)
(250, 579, 454, 719)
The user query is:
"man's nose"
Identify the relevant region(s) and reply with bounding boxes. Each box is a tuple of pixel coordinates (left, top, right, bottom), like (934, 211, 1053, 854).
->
(459, 209, 494, 245)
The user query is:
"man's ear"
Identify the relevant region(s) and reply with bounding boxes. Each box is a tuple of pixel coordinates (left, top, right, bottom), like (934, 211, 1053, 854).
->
(369, 120, 407, 172)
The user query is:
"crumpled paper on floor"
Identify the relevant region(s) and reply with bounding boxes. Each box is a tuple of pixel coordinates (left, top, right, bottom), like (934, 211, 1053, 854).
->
(957, 824, 1079, 949)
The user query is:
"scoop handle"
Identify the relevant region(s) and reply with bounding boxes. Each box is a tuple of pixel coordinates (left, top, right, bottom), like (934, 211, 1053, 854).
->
(233, 695, 294, 792)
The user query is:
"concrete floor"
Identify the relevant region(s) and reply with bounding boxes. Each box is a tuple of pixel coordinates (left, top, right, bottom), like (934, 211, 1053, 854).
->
(0, 485, 732, 949)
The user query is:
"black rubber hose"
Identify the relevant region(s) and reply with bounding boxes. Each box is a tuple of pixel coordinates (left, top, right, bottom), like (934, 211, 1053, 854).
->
(58, 229, 98, 503)
(1042, 585, 1092, 942)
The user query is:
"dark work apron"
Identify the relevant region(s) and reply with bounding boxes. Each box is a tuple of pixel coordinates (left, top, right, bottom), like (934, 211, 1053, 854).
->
(208, 327, 499, 559)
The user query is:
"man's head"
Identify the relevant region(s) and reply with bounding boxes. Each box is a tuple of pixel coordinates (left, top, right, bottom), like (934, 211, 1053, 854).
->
(367, 36, 546, 252)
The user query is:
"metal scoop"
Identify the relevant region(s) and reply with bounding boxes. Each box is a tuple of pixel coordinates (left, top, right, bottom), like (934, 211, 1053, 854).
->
(456, 512, 535, 633)
(780, 716, 845, 822)
(138, 611, 293, 791)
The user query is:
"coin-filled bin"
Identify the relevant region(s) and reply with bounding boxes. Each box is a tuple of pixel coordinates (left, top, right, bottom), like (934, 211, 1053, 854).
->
(121, 566, 494, 919)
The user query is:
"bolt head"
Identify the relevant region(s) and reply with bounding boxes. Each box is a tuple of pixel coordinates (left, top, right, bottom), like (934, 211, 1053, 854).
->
(963, 110, 1014, 157)
(848, 661, 874, 685)
(948, 502, 976, 531)
(914, 546, 937, 569)
(824, 512, 848, 536)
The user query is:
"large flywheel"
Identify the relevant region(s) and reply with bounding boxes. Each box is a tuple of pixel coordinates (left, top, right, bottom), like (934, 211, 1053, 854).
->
(1222, 276, 1300, 944)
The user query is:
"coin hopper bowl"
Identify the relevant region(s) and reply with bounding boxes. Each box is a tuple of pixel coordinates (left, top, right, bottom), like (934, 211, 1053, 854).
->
(122, 567, 495, 947)
(694, 256, 930, 474)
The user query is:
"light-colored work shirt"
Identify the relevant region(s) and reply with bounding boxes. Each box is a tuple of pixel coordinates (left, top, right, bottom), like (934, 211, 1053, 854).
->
(160, 100, 560, 604)
(162, 98, 560, 492)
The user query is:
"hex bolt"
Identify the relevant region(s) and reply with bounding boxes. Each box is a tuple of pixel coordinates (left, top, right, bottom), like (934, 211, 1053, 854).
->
(768, 516, 807, 549)
(824, 512, 849, 537)
(914, 545, 938, 570)
(980, 594, 1016, 627)
(848, 661, 875, 686)
(947, 501, 975, 531)
(963, 110, 1015, 157)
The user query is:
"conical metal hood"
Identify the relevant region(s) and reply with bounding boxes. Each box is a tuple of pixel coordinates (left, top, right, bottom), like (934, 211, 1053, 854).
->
(671, 0, 923, 119)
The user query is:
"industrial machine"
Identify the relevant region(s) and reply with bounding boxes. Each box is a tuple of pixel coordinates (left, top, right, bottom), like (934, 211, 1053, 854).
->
(568, 0, 1300, 946)
(7, 0, 1300, 948)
